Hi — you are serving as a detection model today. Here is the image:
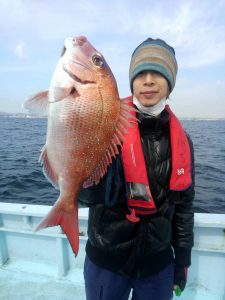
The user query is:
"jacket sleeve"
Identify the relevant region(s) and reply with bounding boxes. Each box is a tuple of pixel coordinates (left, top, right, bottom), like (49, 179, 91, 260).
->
(172, 134, 195, 267)
(78, 155, 125, 207)
(78, 174, 107, 207)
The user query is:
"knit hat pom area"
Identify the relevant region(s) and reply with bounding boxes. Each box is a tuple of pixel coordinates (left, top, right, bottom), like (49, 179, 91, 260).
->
(129, 38, 178, 93)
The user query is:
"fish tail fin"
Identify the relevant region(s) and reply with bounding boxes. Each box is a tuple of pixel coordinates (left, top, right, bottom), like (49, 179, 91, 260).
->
(34, 199, 79, 256)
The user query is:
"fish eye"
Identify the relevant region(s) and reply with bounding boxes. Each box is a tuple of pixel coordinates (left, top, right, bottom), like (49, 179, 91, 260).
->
(92, 54, 105, 69)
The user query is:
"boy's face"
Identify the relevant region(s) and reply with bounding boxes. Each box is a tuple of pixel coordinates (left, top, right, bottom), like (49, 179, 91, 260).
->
(133, 71, 169, 107)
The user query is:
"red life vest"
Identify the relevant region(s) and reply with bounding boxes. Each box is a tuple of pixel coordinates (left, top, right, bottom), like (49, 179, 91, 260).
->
(121, 97, 192, 222)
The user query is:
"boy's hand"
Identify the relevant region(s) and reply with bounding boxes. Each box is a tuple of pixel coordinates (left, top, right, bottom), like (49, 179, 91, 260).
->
(173, 266, 188, 296)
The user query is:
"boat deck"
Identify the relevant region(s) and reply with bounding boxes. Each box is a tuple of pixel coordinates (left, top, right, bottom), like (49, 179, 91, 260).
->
(1, 264, 223, 300)
(1, 264, 84, 300)
(0, 203, 225, 300)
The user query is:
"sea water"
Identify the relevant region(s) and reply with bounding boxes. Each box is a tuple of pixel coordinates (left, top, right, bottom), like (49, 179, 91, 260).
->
(0, 115, 225, 213)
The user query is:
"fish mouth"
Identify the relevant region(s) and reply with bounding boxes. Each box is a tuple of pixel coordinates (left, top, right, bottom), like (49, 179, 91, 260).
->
(63, 65, 95, 85)
(74, 36, 87, 46)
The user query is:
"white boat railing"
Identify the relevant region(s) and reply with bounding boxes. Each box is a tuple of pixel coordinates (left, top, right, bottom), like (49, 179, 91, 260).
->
(0, 202, 225, 300)
(0, 203, 88, 277)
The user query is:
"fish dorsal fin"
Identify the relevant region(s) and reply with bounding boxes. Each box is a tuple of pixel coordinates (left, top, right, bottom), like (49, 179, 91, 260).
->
(83, 98, 137, 188)
(82, 152, 111, 188)
(23, 90, 49, 115)
(39, 145, 59, 189)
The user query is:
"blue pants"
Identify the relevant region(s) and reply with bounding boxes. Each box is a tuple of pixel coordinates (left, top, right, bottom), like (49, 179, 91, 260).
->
(84, 256, 174, 300)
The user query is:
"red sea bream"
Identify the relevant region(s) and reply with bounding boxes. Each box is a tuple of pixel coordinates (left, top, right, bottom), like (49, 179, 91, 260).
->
(23, 36, 133, 256)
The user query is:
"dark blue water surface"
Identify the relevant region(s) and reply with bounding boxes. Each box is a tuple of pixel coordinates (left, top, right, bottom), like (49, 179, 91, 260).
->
(0, 116, 225, 213)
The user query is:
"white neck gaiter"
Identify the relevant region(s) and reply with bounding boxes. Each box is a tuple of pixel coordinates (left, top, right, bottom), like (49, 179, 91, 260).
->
(133, 96, 167, 117)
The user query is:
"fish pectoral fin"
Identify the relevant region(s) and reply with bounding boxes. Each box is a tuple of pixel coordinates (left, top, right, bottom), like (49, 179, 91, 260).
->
(39, 146, 59, 189)
(34, 199, 79, 256)
(48, 86, 77, 102)
(23, 90, 49, 114)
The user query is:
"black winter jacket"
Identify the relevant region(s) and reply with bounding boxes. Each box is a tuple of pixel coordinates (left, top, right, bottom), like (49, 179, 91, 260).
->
(78, 109, 195, 278)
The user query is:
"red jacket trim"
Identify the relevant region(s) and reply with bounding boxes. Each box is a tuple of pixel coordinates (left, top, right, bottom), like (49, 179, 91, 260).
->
(121, 97, 192, 220)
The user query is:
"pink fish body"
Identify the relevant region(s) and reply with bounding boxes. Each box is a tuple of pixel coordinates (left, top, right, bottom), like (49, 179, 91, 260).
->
(23, 36, 133, 255)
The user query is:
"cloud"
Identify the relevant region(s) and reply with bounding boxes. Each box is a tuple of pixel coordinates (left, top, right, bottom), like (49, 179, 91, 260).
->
(126, 1, 225, 69)
(15, 41, 25, 58)
(1, 1, 224, 62)
(1, 0, 225, 71)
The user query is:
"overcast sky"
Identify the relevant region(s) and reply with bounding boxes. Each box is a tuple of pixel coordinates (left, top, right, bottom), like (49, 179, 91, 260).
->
(0, 0, 225, 118)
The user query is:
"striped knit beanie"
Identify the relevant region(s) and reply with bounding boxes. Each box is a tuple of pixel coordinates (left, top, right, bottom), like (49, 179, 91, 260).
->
(129, 38, 178, 93)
